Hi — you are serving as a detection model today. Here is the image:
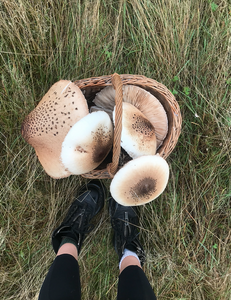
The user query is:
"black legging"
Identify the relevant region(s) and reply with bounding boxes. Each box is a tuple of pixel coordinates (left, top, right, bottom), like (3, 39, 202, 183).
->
(38, 254, 157, 300)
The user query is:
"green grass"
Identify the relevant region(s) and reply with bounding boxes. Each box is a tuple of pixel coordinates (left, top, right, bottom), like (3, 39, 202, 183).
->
(0, 0, 231, 299)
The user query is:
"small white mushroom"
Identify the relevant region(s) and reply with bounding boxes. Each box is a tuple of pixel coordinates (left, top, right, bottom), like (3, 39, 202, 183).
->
(93, 85, 168, 148)
(61, 111, 113, 175)
(113, 102, 157, 158)
(21, 80, 89, 179)
(110, 155, 169, 206)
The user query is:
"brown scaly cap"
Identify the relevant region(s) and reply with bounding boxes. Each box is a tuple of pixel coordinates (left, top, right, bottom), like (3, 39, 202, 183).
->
(93, 85, 168, 148)
(113, 102, 156, 158)
(110, 155, 169, 206)
(21, 80, 89, 178)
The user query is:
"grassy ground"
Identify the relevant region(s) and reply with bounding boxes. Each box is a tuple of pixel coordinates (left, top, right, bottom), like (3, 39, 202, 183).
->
(0, 0, 231, 299)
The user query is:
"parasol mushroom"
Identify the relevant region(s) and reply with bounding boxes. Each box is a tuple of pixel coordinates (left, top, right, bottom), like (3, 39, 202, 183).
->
(113, 102, 157, 158)
(93, 85, 168, 148)
(21, 80, 89, 179)
(61, 111, 113, 175)
(110, 155, 169, 206)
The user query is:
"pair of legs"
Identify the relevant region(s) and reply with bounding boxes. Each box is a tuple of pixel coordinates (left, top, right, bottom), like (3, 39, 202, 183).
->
(57, 242, 140, 273)
(38, 180, 156, 300)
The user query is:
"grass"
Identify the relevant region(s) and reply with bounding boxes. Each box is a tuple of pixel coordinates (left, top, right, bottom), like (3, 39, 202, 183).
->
(0, 0, 231, 299)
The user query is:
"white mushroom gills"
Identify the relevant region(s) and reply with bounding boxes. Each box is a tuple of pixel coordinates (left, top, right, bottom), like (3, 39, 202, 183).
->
(110, 155, 169, 206)
(61, 111, 113, 175)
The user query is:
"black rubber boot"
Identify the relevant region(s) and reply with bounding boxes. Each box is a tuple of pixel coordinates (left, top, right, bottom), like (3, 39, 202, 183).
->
(109, 197, 146, 266)
(52, 180, 105, 254)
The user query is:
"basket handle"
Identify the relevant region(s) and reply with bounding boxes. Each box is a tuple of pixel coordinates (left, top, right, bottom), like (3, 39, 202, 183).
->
(107, 73, 123, 177)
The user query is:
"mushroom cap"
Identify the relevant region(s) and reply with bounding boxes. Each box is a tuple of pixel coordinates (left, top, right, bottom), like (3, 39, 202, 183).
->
(93, 85, 168, 148)
(110, 155, 169, 206)
(61, 111, 113, 175)
(113, 102, 156, 158)
(21, 80, 89, 179)
(90, 105, 113, 121)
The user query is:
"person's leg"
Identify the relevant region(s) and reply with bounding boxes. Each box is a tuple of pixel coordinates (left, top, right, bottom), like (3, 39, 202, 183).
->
(109, 198, 157, 300)
(119, 254, 141, 273)
(38, 180, 105, 300)
(118, 264, 157, 300)
(38, 252, 81, 300)
(56, 241, 77, 259)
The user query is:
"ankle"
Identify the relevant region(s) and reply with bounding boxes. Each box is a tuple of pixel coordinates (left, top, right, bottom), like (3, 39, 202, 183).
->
(119, 255, 141, 273)
(119, 248, 141, 273)
(57, 237, 79, 260)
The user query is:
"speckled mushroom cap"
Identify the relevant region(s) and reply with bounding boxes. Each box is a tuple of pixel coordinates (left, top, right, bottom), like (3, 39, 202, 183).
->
(113, 102, 156, 158)
(21, 80, 89, 178)
(110, 155, 169, 206)
(61, 111, 113, 175)
(93, 85, 168, 148)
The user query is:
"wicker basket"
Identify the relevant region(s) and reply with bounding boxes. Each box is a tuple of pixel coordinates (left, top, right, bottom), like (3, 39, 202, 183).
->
(74, 73, 182, 179)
